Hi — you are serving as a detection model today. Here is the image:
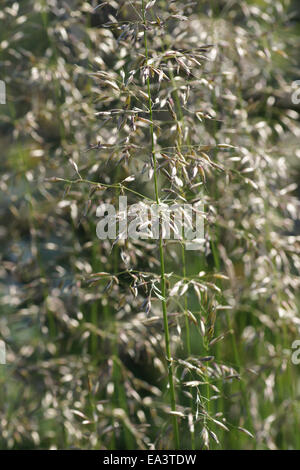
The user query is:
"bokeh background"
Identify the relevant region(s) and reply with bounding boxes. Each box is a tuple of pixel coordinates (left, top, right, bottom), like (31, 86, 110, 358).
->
(0, 0, 300, 450)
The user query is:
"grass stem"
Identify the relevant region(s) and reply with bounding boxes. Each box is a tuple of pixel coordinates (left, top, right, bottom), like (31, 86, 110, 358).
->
(142, 0, 180, 449)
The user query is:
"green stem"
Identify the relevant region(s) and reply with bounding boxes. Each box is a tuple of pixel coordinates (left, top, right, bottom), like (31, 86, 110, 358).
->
(173, 83, 195, 450)
(166, 42, 196, 449)
(141, 0, 180, 449)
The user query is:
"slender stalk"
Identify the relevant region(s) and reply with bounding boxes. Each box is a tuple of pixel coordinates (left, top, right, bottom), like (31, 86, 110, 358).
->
(169, 65, 195, 449)
(141, 0, 180, 449)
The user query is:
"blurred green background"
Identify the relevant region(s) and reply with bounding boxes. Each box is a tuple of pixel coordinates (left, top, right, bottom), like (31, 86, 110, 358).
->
(0, 0, 300, 450)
